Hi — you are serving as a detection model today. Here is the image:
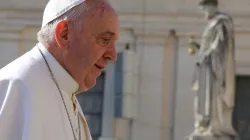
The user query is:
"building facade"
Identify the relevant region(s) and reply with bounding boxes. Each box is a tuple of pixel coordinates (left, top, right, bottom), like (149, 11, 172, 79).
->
(1, 0, 250, 140)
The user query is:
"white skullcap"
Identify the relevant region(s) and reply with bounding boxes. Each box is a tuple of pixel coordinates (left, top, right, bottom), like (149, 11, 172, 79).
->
(41, 0, 84, 28)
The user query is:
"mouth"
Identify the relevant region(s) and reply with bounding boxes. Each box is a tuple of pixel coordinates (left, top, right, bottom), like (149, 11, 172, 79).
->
(95, 64, 105, 70)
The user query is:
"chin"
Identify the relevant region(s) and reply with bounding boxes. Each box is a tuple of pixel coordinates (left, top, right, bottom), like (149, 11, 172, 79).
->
(80, 80, 97, 92)
(88, 81, 97, 89)
(78, 85, 89, 92)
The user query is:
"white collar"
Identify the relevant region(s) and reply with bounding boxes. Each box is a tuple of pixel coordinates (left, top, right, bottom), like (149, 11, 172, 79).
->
(36, 43, 79, 97)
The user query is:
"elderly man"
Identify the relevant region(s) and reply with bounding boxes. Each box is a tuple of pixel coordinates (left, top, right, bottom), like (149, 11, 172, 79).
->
(0, 0, 119, 139)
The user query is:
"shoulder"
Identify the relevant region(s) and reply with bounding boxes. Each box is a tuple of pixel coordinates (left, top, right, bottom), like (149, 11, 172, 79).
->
(0, 78, 27, 91)
(210, 13, 234, 33)
(0, 77, 29, 110)
(0, 47, 41, 81)
(0, 55, 27, 80)
(214, 12, 233, 25)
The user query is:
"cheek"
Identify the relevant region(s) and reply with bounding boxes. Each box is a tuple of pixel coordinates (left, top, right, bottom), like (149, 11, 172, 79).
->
(89, 44, 107, 62)
(73, 39, 93, 61)
(68, 36, 106, 71)
(84, 65, 101, 88)
(65, 40, 91, 76)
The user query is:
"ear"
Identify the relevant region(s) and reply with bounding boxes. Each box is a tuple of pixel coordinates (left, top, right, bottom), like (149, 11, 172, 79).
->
(54, 20, 72, 49)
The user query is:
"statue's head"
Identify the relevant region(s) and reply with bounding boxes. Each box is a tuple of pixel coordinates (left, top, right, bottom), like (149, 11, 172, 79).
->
(198, 0, 218, 19)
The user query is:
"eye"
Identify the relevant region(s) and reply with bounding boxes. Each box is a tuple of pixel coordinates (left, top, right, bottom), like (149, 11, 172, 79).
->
(98, 37, 111, 46)
(102, 38, 110, 44)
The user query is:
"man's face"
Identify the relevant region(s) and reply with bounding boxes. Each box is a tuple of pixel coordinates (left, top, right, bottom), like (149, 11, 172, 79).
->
(64, 4, 119, 91)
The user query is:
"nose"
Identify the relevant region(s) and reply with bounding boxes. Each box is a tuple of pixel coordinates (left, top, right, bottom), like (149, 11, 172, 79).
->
(105, 44, 117, 63)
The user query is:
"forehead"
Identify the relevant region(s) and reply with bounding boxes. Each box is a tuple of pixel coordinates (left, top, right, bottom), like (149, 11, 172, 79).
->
(84, 8, 119, 38)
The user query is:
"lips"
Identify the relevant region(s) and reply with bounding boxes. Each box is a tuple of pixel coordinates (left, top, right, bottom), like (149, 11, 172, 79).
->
(95, 64, 105, 70)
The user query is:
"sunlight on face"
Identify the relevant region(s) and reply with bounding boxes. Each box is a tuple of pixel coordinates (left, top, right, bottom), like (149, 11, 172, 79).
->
(67, 5, 119, 91)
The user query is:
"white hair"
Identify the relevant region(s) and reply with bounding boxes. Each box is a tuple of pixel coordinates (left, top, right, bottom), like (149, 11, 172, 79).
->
(37, 3, 88, 45)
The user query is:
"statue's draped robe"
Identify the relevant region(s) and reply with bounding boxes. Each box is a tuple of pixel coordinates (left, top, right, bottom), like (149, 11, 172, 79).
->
(194, 12, 236, 136)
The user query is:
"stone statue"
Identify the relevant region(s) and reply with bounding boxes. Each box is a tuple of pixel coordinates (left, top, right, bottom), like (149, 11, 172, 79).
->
(186, 0, 236, 140)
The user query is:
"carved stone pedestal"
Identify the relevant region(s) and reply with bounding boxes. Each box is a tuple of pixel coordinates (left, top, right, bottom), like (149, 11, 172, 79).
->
(188, 135, 214, 140)
(186, 132, 233, 140)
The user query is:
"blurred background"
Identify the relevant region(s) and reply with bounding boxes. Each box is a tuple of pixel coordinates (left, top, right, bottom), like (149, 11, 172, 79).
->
(1, 0, 250, 140)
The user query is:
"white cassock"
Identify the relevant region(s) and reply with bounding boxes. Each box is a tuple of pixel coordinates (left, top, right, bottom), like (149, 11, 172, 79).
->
(0, 43, 92, 140)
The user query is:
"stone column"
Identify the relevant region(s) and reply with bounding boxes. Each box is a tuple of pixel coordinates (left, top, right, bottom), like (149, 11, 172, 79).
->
(161, 29, 179, 140)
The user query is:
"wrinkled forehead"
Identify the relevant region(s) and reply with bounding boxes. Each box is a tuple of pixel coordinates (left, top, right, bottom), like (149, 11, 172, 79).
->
(94, 12, 119, 38)
(83, 1, 119, 38)
(86, 0, 116, 14)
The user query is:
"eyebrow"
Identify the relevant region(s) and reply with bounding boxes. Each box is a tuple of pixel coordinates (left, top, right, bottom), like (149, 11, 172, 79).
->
(99, 31, 115, 36)
(98, 31, 118, 40)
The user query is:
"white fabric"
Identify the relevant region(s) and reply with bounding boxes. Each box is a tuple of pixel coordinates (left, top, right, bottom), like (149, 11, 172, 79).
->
(0, 43, 92, 140)
(42, 0, 84, 28)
